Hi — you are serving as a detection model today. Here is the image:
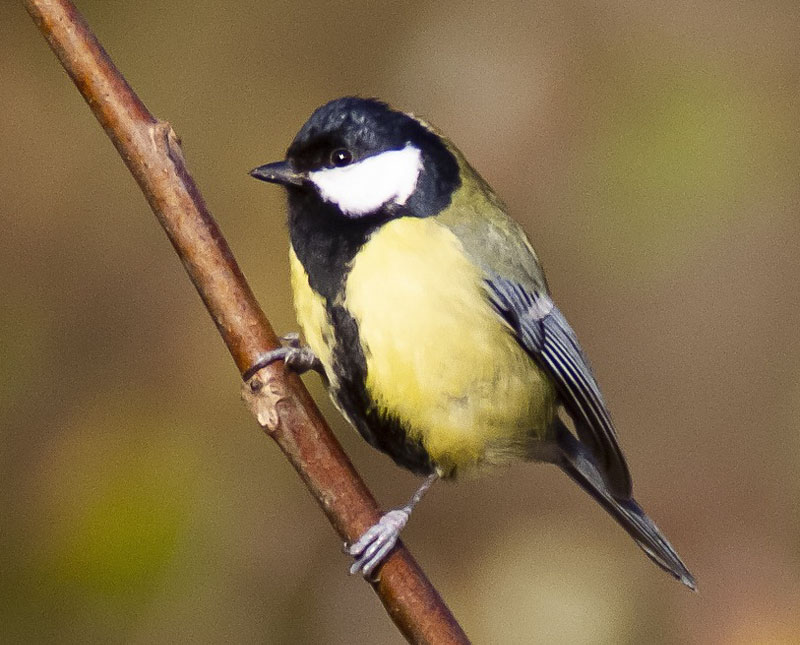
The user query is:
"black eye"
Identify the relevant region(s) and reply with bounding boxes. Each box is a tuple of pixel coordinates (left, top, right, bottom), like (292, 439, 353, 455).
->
(330, 148, 353, 167)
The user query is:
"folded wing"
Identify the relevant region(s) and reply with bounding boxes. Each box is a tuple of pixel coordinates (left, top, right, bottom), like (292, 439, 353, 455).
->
(486, 277, 633, 498)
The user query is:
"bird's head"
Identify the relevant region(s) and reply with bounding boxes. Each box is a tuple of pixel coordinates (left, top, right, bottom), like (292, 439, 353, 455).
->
(250, 97, 460, 221)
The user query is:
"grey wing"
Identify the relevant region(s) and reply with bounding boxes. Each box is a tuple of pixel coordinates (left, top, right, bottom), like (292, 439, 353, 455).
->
(486, 277, 633, 498)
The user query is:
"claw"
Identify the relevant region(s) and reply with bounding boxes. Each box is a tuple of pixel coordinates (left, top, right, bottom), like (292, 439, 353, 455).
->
(345, 473, 439, 579)
(244, 332, 323, 380)
(361, 540, 396, 579)
(348, 508, 410, 577)
(284, 345, 322, 373)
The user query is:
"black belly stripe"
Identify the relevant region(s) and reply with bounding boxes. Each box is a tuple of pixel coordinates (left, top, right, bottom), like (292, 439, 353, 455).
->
(288, 191, 435, 474)
(327, 304, 435, 475)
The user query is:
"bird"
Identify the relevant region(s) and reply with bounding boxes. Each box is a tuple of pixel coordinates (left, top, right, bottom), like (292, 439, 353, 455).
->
(249, 96, 695, 590)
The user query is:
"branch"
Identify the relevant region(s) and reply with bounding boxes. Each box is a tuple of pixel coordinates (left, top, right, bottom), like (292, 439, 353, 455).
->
(23, 1, 469, 643)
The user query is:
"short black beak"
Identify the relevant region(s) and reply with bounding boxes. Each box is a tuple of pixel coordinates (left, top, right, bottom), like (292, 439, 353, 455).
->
(249, 160, 305, 187)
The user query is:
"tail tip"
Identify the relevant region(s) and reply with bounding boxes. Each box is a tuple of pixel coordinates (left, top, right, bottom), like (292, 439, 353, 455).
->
(678, 570, 698, 592)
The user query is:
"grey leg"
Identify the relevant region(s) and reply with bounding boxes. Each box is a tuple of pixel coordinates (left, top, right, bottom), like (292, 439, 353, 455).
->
(348, 472, 439, 578)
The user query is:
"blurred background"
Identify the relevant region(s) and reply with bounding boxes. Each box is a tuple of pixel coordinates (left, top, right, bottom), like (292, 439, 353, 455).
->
(2, 0, 798, 642)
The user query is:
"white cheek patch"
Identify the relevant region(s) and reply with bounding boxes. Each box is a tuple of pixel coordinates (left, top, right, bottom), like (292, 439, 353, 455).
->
(309, 145, 422, 217)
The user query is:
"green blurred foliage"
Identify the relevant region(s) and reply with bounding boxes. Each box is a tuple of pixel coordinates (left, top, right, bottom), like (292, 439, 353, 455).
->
(578, 40, 796, 274)
(2, 0, 799, 643)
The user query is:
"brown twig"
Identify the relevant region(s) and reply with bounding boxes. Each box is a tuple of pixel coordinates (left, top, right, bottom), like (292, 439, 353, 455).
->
(23, 1, 470, 643)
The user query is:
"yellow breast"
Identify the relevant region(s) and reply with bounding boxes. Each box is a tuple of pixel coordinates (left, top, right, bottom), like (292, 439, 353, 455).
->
(342, 217, 555, 475)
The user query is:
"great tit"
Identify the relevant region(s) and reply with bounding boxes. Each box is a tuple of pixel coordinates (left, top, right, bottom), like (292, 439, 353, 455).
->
(250, 97, 695, 590)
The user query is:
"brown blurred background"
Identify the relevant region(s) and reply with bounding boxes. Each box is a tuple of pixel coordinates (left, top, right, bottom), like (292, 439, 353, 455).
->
(2, 1, 799, 643)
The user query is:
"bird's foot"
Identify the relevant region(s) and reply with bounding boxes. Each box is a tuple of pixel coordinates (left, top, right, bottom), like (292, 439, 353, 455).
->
(347, 508, 410, 578)
(245, 333, 323, 379)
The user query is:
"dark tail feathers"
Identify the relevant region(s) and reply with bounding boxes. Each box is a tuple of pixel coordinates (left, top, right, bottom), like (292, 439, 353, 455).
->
(554, 421, 696, 590)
